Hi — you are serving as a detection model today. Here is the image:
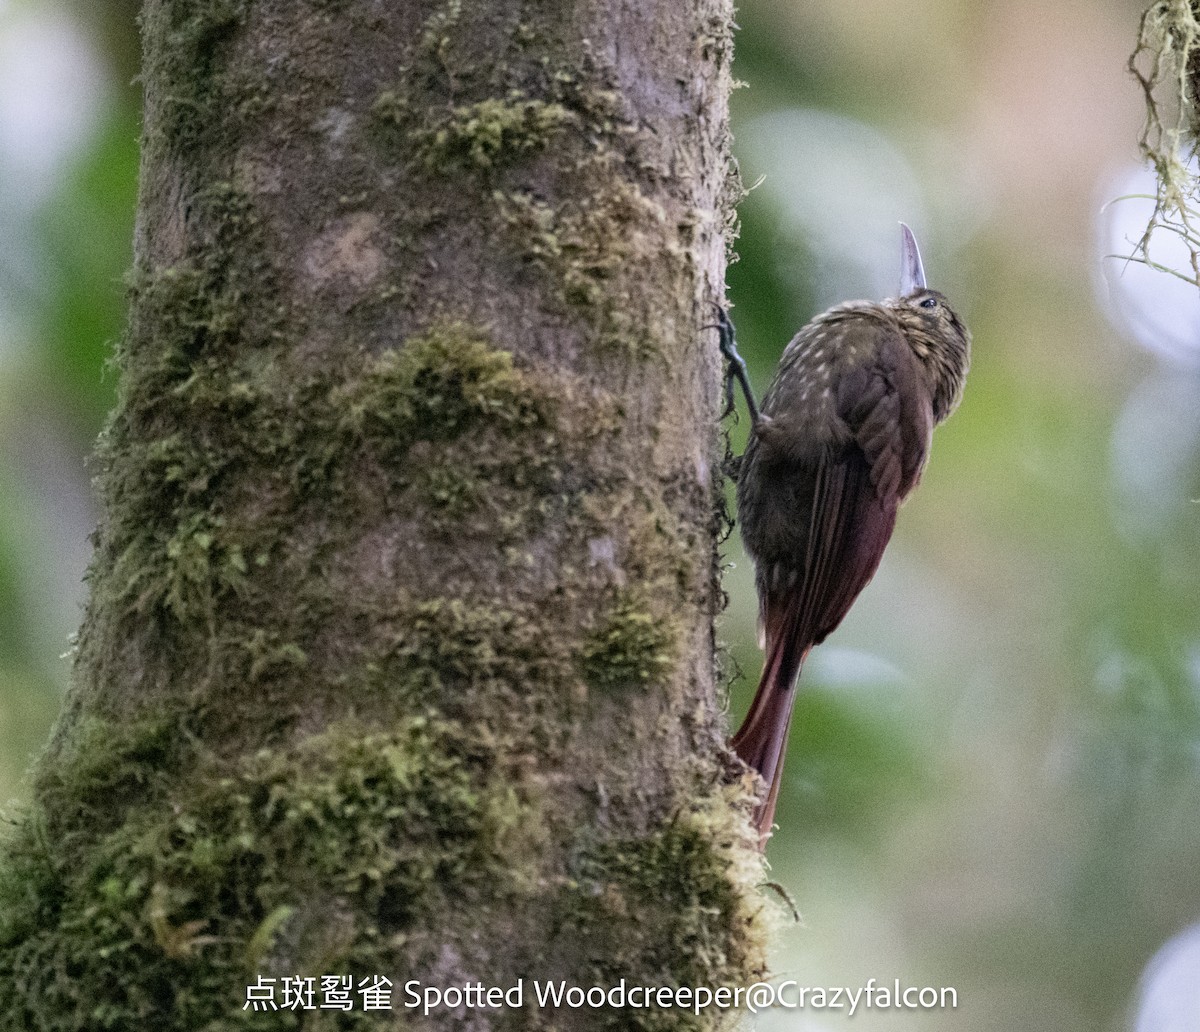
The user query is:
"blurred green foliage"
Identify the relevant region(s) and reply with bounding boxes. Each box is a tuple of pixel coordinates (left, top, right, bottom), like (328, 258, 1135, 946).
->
(0, 5, 139, 794)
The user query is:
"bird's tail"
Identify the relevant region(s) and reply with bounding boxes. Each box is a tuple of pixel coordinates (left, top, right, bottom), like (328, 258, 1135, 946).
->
(731, 594, 810, 845)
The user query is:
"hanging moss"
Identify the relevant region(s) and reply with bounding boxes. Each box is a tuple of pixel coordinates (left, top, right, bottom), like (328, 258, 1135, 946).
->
(1125, 1, 1200, 285)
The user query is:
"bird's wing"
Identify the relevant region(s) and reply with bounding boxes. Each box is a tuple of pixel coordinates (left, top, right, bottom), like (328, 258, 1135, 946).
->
(764, 324, 933, 654)
(734, 322, 934, 841)
(734, 410, 902, 841)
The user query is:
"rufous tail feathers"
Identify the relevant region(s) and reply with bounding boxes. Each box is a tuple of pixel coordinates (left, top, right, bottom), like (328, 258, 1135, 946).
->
(730, 592, 810, 844)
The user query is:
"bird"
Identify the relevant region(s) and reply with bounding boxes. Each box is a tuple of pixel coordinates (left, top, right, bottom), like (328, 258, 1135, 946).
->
(715, 223, 970, 844)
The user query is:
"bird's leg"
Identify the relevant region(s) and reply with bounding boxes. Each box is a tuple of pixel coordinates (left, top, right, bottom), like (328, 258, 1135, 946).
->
(711, 305, 762, 427)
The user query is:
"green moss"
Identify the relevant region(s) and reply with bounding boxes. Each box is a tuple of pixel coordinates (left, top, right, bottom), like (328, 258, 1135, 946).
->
(369, 88, 411, 128)
(117, 183, 271, 409)
(492, 180, 669, 360)
(423, 95, 577, 170)
(417, 0, 464, 68)
(369, 52, 671, 363)
(374, 90, 576, 177)
(241, 630, 308, 684)
(99, 318, 561, 635)
(555, 793, 770, 1030)
(95, 183, 275, 630)
(335, 322, 547, 450)
(332, 324, 577, 546)
(418, 462, 486, 517)
(169, 512, 248, 618)
(581, 593, 678, 693)
(110, 507, 251, 627)
(385, 598, 581, 733)
(0, 719, 526, 1031)
(32, 716, 186, 848)
(77, 302, 598, 750)
(143, 0, 249, 157)
(120, 264, 228, 406)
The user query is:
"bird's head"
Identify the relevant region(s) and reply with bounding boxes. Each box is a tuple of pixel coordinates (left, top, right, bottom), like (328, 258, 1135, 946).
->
(887, 223, 971, 423)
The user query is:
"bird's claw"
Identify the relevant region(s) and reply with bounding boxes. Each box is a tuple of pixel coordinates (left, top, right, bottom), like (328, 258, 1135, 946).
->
(708, 303, 760, 427)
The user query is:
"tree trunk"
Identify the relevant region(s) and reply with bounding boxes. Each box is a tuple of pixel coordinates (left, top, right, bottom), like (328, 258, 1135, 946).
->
(0, 0, 767, 1028)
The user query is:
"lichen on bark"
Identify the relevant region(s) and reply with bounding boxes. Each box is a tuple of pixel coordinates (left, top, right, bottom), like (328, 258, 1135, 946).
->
(0, 0, 768, 1028)
(1127, 0, 1200, 286)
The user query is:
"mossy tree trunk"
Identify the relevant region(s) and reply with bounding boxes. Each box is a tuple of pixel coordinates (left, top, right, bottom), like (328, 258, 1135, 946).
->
(0, 0, 767, 1028)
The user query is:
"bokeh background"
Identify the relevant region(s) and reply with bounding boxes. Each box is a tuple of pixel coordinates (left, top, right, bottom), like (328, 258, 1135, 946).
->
(1, 1, 1198, 1029)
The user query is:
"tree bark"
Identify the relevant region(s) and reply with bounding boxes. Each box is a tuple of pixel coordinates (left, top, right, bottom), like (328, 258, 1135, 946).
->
(0, 1, 767, 1028)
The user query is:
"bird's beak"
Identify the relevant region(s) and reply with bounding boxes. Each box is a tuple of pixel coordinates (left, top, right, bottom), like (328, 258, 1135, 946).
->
(898, 222, 926, 296)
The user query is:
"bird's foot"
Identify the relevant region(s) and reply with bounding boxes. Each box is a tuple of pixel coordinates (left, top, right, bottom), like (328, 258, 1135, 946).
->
(706, 303, 761, 425)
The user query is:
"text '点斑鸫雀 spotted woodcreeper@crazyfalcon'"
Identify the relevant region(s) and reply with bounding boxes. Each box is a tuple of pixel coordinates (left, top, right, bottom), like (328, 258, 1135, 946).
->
(716, 223, 970, 845)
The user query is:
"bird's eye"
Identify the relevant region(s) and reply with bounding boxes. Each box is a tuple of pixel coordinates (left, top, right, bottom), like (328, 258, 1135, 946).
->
(920, 297, 938, 309)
